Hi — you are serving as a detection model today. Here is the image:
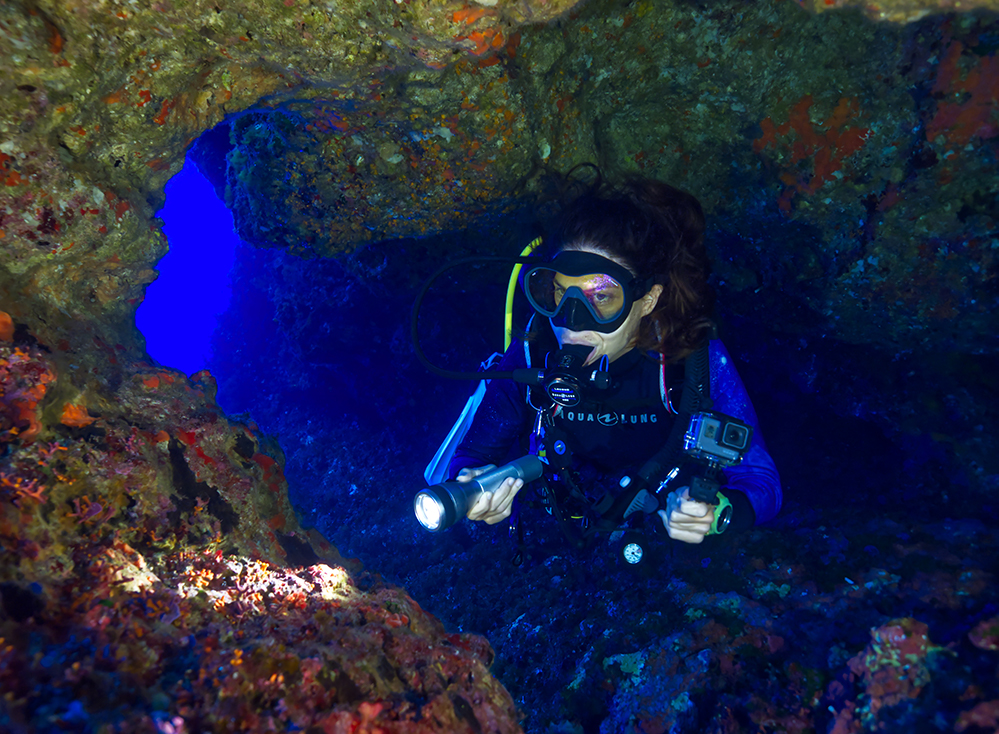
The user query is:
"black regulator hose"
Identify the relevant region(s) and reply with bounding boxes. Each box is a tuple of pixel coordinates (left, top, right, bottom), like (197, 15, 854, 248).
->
(410, 256, 543, 384)
(635, 339, 711, 486)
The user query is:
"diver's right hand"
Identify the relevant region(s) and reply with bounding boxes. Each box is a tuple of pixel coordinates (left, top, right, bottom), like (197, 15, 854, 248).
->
(458, 465, 524, 525)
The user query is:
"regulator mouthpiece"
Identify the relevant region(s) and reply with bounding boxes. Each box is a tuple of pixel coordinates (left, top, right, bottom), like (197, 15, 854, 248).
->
(543, 344, 612, 407)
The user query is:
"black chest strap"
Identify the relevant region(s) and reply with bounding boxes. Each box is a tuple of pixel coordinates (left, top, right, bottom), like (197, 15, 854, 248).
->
(535, 339, 713, 542)
(636, 340, 712, 489)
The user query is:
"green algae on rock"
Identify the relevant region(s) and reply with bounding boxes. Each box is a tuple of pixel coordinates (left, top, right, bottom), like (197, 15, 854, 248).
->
(2, 0, 999, 728)
(208, 0, 999, 354)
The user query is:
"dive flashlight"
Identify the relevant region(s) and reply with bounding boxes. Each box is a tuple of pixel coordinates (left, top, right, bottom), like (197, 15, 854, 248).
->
(414, 455, 545, 532)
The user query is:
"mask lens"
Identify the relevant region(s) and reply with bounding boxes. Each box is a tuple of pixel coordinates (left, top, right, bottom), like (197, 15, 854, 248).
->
(526, 268, 560, 315)
(526, 268, 626, 323)
(567, 273, 625, 321)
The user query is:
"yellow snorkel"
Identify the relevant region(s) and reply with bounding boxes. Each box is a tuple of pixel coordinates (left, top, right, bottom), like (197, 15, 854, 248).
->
(505, 236, 544, 351)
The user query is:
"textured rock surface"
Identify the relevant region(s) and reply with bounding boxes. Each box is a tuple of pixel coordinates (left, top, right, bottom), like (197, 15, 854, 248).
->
(2, 0, 999, 730)
(203, 0, 999, 355)
(0, 326, 522, 732)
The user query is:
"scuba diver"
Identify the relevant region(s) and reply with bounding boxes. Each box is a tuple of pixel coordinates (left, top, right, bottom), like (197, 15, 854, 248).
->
(416, 173, 781, 558)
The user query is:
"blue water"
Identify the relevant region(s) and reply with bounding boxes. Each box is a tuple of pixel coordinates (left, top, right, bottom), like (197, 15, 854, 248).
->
(135, 159, 236, 376)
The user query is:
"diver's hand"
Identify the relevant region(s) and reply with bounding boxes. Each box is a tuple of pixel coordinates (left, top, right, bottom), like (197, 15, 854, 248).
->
(657, 487, 715, 544)
(458, 465, 524, 525)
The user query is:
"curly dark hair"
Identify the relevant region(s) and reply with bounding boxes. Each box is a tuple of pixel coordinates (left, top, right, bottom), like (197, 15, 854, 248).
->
(537, 168, 715, 362)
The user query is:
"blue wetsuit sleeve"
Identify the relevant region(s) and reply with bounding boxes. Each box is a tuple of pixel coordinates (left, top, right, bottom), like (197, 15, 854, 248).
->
(710, 340, 783, 524)
(448, 341, 533, 479)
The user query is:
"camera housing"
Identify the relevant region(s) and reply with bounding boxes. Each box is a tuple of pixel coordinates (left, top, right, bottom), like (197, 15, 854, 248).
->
(683, 411, 753, 467)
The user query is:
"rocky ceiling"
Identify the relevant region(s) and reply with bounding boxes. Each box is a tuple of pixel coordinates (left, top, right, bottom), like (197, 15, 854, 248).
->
(1, 0, 998, 729)
(190, 0, 999, 355)
(2, 0, 998, 357)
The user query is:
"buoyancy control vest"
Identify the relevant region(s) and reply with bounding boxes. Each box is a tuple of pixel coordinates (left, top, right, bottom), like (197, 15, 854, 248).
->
(523, 320, 712, 545)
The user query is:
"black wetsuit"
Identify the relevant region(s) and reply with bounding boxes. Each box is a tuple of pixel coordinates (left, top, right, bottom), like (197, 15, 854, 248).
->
(449, 325, 782, 529)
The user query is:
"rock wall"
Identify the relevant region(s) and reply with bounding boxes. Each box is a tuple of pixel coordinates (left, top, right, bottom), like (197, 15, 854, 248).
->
(0, 0, 578, 729)
(1, 0, 998, 730)
(209, 0, 999, 354)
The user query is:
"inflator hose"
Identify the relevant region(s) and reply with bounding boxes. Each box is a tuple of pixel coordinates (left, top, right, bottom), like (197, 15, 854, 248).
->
(505, 237, 544, 351)
(411, 256, 543, 383)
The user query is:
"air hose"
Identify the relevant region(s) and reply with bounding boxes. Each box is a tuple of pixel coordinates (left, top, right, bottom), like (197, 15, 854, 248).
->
(411, 253, 544, 384)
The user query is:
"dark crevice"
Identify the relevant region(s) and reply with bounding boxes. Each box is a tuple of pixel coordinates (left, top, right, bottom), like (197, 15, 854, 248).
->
(167, 439, 239, 535)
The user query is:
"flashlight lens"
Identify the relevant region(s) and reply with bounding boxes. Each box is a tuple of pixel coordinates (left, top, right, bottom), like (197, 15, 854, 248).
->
(414, 491, 445, 531)
(623, 542, 644, 565)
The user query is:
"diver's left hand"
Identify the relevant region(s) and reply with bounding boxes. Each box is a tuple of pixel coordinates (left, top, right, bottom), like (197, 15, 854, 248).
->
(657, 487, 714, 544)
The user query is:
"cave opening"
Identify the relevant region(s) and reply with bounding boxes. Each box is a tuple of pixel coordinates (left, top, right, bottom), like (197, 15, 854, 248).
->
(150, 136, 517, 572)
(136, 158, 237, 379)
(151, 123, 910, 592)
(142, 116, 972, 585)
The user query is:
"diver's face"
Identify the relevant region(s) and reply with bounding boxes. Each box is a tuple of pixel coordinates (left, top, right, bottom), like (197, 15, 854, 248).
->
(549, 253, 662, 365)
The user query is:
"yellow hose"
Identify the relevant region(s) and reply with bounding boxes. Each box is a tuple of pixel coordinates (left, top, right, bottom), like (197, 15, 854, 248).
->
(505, 237, 543, 351)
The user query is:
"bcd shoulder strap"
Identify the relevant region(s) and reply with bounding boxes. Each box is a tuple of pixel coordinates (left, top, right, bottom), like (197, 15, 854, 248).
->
(636, 339, 712, 488)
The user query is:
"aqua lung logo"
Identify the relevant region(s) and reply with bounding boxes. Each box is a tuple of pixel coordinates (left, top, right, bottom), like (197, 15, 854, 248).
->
(564, 411, 658, 425)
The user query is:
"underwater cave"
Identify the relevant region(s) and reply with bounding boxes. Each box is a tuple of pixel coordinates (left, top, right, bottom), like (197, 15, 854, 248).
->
(137, 158, 236, 377)
(2, 0, 999, 732)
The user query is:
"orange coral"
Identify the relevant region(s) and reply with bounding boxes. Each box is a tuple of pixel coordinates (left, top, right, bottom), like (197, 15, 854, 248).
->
(452, 6, 495, 24)
(0, 312, 12, 341)
(61, 403, 96, 428)
(2, 348, 55, 442)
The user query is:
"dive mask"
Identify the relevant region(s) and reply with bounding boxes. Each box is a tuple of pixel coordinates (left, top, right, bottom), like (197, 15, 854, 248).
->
(523, 251, 654, 333)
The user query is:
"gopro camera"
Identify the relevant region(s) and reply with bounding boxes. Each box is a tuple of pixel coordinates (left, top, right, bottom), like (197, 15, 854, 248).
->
(683, 411, 752, 467)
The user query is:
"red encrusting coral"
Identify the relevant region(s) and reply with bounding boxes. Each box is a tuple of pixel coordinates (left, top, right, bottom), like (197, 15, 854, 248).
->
(956, 699, 999, 733)
(926, 29, 999, 147)
(1, 342, 55, 444)
(753, 95, 870, 212)
(826, 618, 945, 731)
(970, 616, 999, 651)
